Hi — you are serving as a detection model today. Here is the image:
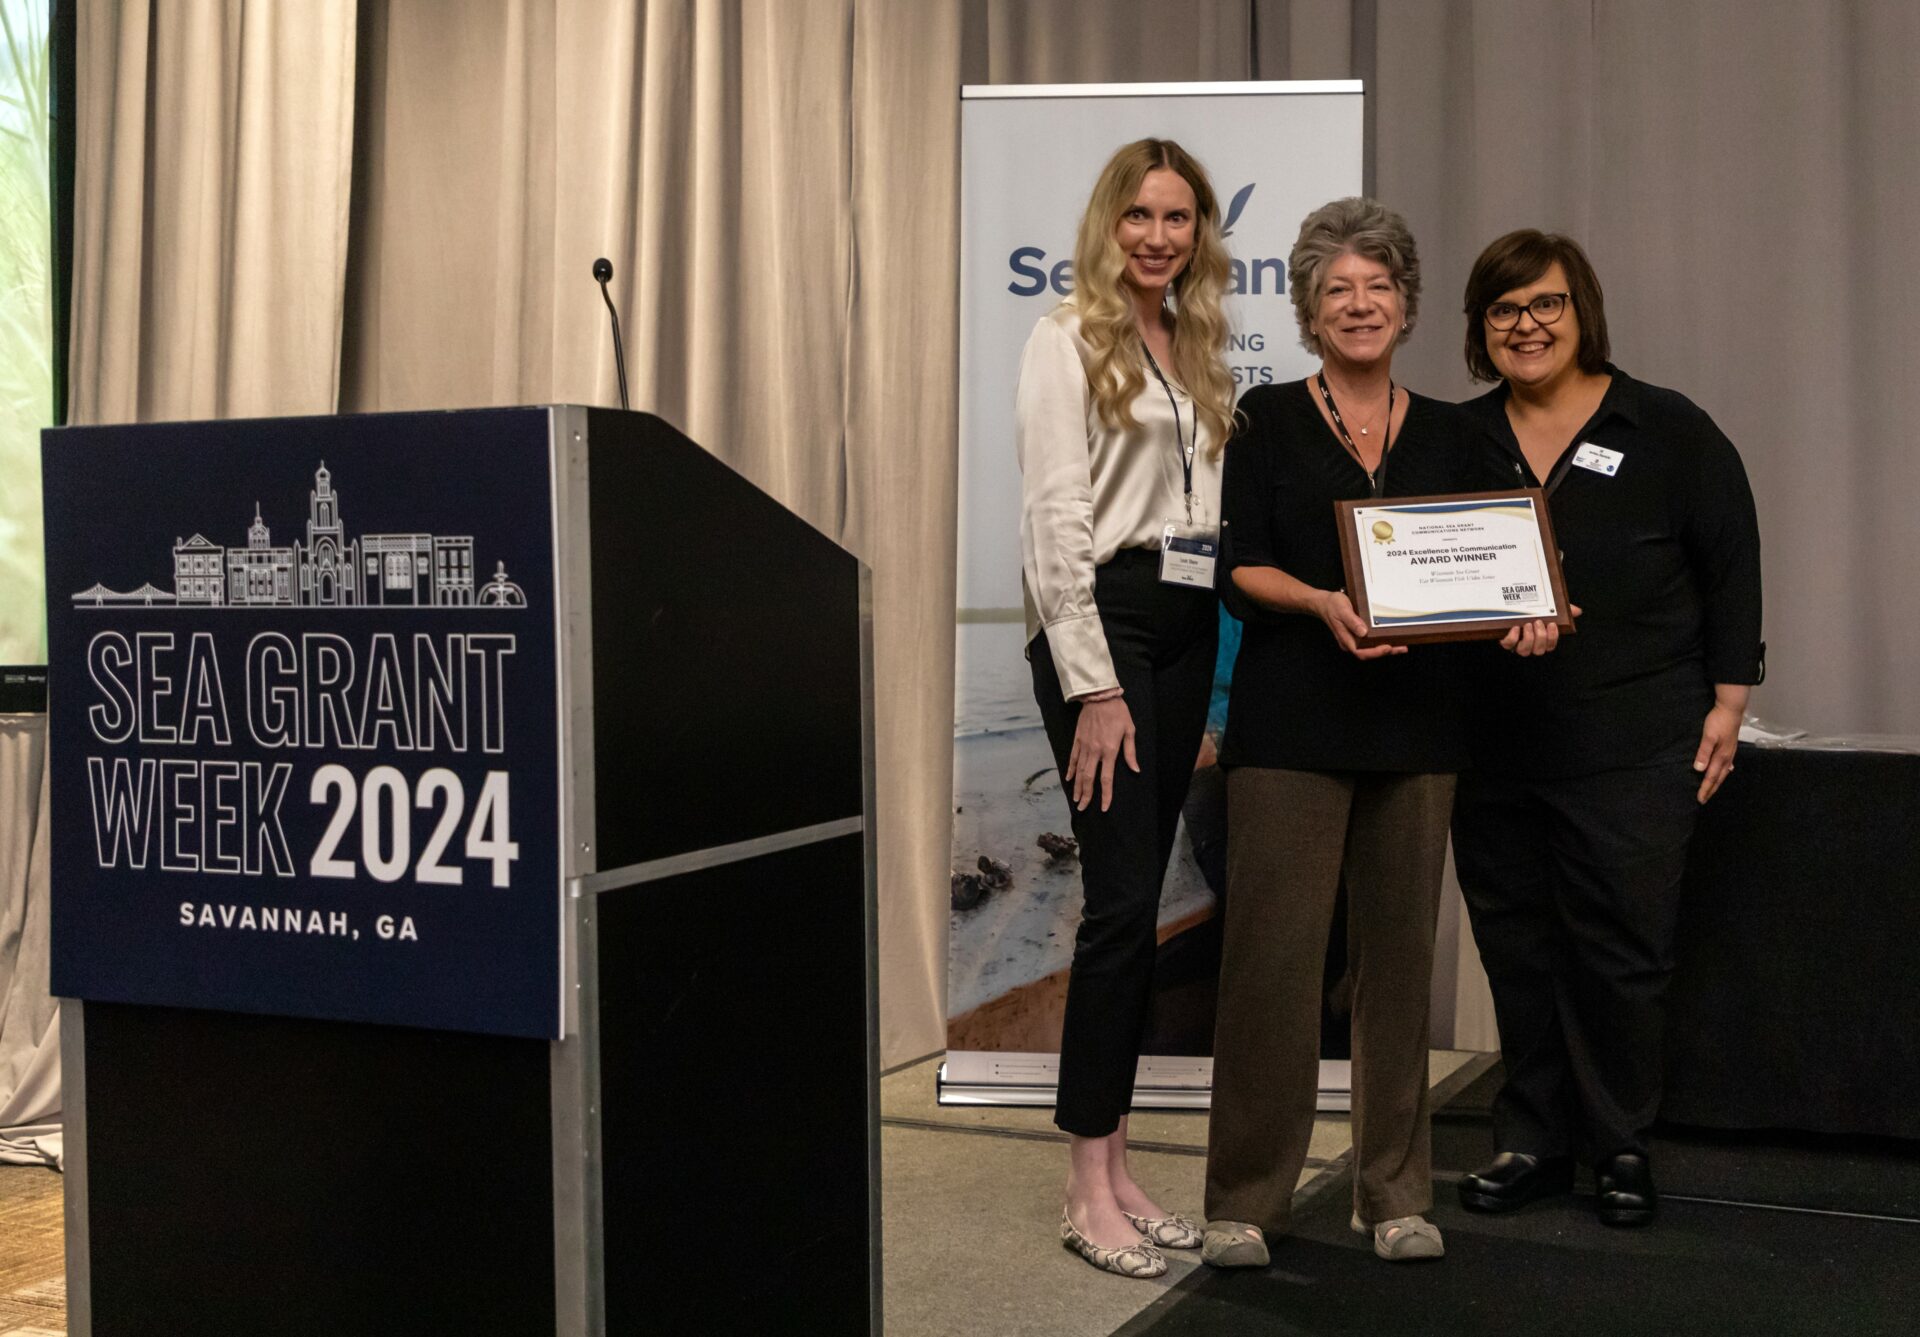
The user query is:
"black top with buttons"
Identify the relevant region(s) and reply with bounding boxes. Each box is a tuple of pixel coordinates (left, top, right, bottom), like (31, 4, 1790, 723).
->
(1460, 366, 1764, 780)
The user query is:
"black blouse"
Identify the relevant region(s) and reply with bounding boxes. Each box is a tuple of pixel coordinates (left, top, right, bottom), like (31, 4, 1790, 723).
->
(1459, 367, 1764, 779)
(1219, 379, 1494, 774)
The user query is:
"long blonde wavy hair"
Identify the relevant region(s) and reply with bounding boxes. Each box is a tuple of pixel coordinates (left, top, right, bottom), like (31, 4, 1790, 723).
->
(1072, 139, 1236, 456)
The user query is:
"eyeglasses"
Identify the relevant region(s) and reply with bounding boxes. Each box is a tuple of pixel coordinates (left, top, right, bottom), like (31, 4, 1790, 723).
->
(1485, 292, 1570, 330)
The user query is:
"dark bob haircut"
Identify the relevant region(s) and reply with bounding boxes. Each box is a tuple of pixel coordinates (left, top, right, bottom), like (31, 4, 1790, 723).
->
(1462, 230, 1611, 384)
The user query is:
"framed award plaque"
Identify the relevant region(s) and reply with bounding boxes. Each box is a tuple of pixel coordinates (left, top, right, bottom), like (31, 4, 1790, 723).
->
(1334, 488, 1575, 647)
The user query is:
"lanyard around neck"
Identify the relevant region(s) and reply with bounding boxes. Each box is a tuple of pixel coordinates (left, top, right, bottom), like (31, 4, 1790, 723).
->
(1506, 419, 1595, 499)
(1143, 345, 1196, 520)
(1505, 376, 1614, 496)
(1316, 372, 1395, 497)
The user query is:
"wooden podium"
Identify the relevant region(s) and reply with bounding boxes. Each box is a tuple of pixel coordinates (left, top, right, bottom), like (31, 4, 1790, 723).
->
(42, 408, 879, 1335)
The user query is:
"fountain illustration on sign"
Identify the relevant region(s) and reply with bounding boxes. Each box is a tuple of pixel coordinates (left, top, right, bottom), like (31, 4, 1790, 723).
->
(70, 462, 527, 610)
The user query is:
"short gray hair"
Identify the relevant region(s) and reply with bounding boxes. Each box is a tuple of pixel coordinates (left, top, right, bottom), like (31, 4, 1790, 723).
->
(1287, 197, 1421, 357)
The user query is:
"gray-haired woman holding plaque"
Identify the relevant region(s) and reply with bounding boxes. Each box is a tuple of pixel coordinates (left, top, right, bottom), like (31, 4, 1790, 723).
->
(1200, 198, 1558, 1269)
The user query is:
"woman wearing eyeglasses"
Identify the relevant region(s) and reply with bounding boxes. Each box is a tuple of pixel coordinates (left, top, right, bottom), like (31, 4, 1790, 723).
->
(1450, 230, 1763, 1228)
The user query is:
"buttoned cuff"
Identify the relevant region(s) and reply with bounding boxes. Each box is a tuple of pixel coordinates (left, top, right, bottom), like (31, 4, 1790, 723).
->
(1704, 640, 1765, 687)
(1043, 613, 1118, 702)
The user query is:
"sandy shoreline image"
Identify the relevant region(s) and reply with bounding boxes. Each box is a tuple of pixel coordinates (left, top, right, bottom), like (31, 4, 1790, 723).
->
(949, 623, 1217, 1052)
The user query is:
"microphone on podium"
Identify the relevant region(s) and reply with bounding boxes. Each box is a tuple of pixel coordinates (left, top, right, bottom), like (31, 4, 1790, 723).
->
(592, 257, 630, 411)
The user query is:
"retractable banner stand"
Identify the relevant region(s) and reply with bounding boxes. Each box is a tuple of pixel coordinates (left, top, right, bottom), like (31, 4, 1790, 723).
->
(947, 82, 1363, 1106)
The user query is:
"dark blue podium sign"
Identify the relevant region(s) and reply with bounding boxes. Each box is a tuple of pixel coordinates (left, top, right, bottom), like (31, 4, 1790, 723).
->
(42, 410, 563, 1038)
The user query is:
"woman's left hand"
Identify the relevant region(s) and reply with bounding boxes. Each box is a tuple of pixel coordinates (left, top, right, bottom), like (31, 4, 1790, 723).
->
(1693, 702, 1743, 804)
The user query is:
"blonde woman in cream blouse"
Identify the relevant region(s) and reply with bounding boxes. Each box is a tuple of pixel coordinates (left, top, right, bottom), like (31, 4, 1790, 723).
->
(1017, 138, 1237, 1280)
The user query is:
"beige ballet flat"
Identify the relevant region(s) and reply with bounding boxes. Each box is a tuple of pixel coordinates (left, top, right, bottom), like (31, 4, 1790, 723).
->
(1122, 1209, 1204, 1250)
(1060, 1208, 1168, 1279)
(1351, 1211, 1445, 1261)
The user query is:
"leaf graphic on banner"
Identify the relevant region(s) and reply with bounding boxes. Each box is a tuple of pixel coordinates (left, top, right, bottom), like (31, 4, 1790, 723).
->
(1221, 183, 1255, 238)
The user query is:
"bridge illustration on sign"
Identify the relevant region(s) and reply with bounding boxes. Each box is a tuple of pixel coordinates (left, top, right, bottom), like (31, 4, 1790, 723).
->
(71, 462, 528, 610)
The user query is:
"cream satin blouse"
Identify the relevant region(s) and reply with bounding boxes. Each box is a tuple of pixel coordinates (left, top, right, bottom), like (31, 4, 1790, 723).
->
(1016, 302, 1224, 701)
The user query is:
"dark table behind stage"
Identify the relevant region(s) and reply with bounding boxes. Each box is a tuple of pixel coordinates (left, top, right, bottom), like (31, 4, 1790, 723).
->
(1664, 739, 1920, 1140)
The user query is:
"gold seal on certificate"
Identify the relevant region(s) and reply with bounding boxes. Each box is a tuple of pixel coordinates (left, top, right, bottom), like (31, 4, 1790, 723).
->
(1334, 488, 1575, 646)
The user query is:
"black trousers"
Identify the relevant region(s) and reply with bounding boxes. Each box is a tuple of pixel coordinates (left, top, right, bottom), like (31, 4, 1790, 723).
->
(1029, 550, 1217, 1138)
(1451, 748, 1700, 1160)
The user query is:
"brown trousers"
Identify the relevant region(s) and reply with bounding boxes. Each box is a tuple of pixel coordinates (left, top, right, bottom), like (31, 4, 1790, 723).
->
(1205, 767, 1455, 1231)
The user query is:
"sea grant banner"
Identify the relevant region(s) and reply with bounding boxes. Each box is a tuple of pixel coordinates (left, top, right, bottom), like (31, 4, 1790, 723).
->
(42, 410, 563, 1038)
(950, 83, 1363, 1094)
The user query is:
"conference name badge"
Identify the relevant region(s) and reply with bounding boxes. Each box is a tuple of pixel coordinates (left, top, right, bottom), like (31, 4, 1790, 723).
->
(1160, 519, 1218, 590)
(1572, 442, 1624, 477)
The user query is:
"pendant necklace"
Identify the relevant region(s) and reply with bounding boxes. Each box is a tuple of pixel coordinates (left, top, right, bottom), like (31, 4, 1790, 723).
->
(1316, 372, 1396, 496)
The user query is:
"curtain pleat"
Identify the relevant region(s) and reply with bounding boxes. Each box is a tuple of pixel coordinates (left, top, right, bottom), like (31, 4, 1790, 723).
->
(340, 0, 556, 409)
(976, 0, 1252, 84)
(0, 718, 57, 1166)
(847, 0, 966, 1068)
(69, 0, 355, 424)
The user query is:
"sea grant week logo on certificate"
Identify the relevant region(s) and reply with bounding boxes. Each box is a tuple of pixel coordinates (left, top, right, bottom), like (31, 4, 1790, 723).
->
(41, 410, 563, 1038)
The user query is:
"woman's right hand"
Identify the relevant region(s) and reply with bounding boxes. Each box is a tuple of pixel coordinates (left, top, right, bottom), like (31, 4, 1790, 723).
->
(1313, 590, 1407, 660)
(1065, 696, 1140, 812)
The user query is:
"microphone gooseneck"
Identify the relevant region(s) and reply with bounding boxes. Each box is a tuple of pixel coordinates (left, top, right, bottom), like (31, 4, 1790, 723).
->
(593, 257, 629, 411)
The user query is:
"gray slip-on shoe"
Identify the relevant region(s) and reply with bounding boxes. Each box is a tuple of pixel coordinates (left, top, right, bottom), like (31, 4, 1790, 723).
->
(1351, 1211, 1445, 1261)
(1201, 1219, 1270, 1268)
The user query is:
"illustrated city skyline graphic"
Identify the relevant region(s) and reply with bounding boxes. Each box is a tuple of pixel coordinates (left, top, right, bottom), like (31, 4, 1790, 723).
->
(71, 462, 529, 610)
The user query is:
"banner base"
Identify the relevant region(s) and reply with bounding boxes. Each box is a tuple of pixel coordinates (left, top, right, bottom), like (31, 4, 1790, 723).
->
(937, 1052, 1353, 1112)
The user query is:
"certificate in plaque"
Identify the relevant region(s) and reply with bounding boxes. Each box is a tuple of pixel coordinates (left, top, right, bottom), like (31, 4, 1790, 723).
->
(1334, 489, 1574, 646)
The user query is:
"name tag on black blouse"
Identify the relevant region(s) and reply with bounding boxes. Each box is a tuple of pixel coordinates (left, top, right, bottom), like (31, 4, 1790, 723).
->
(1572, 442, 1624, 476)
(1160, 519, 1218, 589)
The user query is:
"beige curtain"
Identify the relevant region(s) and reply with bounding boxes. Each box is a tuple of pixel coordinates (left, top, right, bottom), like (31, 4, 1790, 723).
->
(0, 717, 57, 1166)
(337, 0, 963, 1066)
(973, 0, 1254, 82)
(844, 2, 967, 1060)
(69, 0, 356, 423)
(341, 0, 558, 411)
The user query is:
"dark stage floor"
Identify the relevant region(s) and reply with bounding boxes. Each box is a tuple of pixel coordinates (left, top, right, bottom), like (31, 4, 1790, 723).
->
(1120, 1063, 1920, 1336)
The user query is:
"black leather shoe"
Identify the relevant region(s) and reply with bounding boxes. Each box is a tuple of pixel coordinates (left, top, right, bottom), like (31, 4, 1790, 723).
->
(1458, 1152, 1575, 1213)
(1595, 1152, 1656, 1227)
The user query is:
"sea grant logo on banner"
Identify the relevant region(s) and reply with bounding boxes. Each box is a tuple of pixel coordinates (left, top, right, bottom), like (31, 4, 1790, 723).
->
(1004, 179, 1289, 389)
(951, 85, 1363, 1074)
(42, 410, 563, 1038)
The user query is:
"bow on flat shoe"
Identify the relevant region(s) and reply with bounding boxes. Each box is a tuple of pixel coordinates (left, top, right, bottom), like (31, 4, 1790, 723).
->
(1122, 1210, 1203, 1250)
(1060, 1209, 1168, 1279)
